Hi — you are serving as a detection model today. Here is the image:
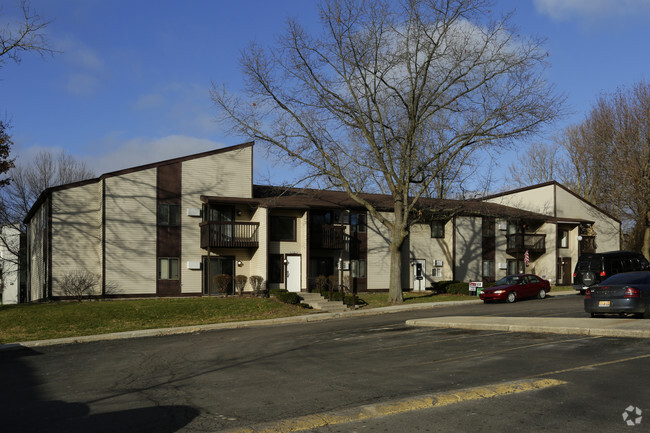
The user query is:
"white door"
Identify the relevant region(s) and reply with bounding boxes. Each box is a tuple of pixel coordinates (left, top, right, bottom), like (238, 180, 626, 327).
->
(286, 255, 301, 293)
(413, 259, 426, 291)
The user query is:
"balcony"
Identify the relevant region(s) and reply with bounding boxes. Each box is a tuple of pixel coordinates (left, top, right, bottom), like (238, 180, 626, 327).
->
(580, 235, 596, 254)
(506, 233, 546, 255)
(200, 222, 259, 249)
(310, 225, 345, 249)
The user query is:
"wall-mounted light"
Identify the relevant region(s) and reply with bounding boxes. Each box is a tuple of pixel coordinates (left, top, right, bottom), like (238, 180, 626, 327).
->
(237, 260, 243, 267)
(236, 210, 242, 216)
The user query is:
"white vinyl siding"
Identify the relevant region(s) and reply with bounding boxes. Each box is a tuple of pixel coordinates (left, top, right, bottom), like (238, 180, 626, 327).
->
(104, 169, 157, 295)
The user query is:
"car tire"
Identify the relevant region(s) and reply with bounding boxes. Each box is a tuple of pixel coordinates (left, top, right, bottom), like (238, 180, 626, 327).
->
(537, 289, 547, 299)
(506, 291, 516, 303)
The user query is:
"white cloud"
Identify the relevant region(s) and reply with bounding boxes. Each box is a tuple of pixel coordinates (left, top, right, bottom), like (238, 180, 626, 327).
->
(83, 135, 228, 174)
(534, 0, 650, 21)
(57, 37, 106, 96)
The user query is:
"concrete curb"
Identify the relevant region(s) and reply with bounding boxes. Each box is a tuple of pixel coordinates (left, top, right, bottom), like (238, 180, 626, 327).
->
(406, 316, 650, 339)
(0, 291, 578, 351)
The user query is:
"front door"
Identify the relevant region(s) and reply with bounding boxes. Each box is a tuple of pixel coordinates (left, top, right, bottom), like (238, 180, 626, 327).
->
(286, 255, 301, 293)
(413, 259, 426, 291)
(204, 256, 235, 295)
(557, 257, 572, 286)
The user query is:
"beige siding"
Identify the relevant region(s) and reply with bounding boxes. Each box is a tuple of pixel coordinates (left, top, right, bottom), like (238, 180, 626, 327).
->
(408, 220, 454, 288)
(555, 187, 620, 251)
(250, 207, 268, 288)
(367, 212, 398, 290)
(268, 209, 305, 290)
(104, 169, 157, 295)
(180, 146, 254, 293)
(494, 218, 509, 280)
(455, 216, 482, 282)
(28, 204, 46, 301)
(50, 183, 102, 296)
(485, 184, 556, 216)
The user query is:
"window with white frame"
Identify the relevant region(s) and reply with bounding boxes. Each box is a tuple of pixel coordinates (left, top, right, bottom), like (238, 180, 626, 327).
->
(432, 268, 443, 277)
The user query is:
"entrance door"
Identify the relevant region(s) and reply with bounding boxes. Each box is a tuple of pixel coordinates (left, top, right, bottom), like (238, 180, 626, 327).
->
(557, 257, 572, 286)
(413, 259, 426, 291)
(204, 256, 235, 295)
(286, 255, 301, 293)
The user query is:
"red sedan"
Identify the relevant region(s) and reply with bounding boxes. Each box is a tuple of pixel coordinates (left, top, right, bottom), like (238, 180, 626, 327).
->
(479, 274, 551, 303)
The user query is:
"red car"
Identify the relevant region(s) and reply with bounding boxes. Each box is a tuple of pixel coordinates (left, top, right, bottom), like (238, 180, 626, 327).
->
(479, 274, 551, 303)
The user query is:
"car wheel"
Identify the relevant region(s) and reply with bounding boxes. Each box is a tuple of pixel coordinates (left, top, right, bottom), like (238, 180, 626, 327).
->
(537, 289, 547, 299)
(506, 291, 516, 303)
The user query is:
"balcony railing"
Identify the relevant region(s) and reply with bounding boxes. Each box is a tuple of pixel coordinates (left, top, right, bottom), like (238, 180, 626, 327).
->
(310, 225, 345, 249)
(506, 233, 546, 255)
(200, 222, 259, 249)
(580, 235, 596, 254)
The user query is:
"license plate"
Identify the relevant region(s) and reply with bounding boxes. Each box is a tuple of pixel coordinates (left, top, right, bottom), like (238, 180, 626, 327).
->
(598, 300, 611, 307)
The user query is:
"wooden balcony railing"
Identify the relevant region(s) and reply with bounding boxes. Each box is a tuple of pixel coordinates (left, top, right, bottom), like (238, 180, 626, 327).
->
(506, 233, 546, 255)
(200, 222, 259, 249)
(310, 225, 345, 249)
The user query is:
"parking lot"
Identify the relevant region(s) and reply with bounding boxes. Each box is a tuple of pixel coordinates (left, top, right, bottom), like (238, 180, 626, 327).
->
(1, 294, 649, 432)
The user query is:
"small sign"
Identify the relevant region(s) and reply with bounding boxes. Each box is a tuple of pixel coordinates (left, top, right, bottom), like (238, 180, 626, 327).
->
(469, 281, 483, 296)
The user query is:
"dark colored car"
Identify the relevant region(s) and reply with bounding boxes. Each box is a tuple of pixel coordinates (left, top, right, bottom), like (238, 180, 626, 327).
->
(584, 271, 650, 318)
(479, 274, 551, 303)
(573, 251, 649, 294)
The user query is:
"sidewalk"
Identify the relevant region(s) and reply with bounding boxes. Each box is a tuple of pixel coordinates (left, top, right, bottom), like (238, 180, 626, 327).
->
(5, 290, 624, 352)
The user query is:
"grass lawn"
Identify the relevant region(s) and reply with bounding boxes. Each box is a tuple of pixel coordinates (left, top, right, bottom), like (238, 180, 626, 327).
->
(0, 297, 308, 344)
(0, 287, 573, 344)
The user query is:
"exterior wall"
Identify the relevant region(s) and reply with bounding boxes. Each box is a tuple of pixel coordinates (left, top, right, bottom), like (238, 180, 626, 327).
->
(181, 146, 254, 294)
(268, 209, 306, 290)
(484, 184, 556, 216)
(366, 212, 410, 291)
(454, 216, 482, 282)
(27, 202, 46, 301)
(0, 225, 21, 304)
(527, 222, 557, 283)
(407, 220, 454, 288)
(104, 169, 158, 295)
(249, 207, 268, 291)
(555, 187, 620, 252)
(494, 218, 509, 281)
(50, 183, 102, 296)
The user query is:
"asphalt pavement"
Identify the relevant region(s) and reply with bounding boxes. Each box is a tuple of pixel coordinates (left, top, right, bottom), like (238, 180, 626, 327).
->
(3, 290, 650, 351)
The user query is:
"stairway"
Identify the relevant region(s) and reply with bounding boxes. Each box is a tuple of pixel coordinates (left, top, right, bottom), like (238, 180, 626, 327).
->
(299, 292, 350, 313)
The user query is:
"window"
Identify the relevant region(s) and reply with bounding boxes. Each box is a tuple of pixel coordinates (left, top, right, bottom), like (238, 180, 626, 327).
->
(270, 216, 296, 241)
(482, 260, 495, 278)
(350, 213, 367, 233)
(507, 259, 525, 275)
(558, 229, 569, 248)
(158, 258, 179, 280)
(350, 260, 367, 278)
(430, 220, 445, 238)
(482, 218, 495, 237)
(269, 254, 284, 283)
(158, 204, 180, 226)
(432, 268, 443, 277)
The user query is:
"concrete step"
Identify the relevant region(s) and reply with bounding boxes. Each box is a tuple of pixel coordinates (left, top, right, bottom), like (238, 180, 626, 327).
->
(299, 292, 349, 312)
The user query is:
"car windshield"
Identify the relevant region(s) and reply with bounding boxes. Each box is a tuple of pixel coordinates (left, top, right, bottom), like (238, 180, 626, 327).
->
(601, 272, 650, 286)
(495, 276, 521, 286)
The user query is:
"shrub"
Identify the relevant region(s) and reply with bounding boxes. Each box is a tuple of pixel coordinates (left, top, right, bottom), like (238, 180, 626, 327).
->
(431, 280, 459, 294)
(270, 289, 301, 305)
(314, 275, 328, 293)
(60, 270, 100, 302)
(234, 275, 248, 296)
(213, 274, 232, 294)
(249, 275, 266, 296)
(327, 275, 338, 291)
(446, 282, 470, 295)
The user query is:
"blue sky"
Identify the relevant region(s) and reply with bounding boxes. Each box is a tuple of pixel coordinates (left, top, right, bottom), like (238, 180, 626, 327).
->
(2, 0, 649, 189)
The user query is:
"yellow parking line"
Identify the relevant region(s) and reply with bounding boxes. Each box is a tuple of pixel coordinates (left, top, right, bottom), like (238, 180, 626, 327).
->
(218, 378, 566, 433)
(529, 353, 650, 378)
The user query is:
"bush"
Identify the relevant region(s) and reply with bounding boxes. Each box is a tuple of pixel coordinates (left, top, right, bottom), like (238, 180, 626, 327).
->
(270, 289, 301, 305)
(446, 282, 470, 295)
(234, 275, 248, 296)
(213, 274, 232, 294)
(60, 270, 100, 301)
(314, 275, 328, 293)
(432, 280, 459, 294)
(249, 275, 266, 296)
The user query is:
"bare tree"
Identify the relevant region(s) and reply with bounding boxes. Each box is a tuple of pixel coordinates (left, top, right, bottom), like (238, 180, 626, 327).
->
(1, 150, 95, 225)
(212, 0, 564, 303)
(505, 141, 568, 188)
(1, 0, 56, 68)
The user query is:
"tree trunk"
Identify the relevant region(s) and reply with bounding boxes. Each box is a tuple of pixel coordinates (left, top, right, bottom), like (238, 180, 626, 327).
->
(643, 210, 650, 260)
(388, 240, 404, 304)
